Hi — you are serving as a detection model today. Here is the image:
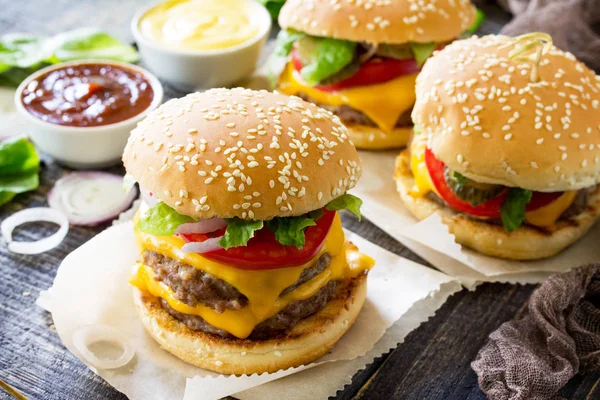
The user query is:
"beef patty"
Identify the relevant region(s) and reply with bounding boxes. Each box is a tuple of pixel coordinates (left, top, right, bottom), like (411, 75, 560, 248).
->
(297, 93, 413, 128)
(160, 280, 338, 340)
(144, 251, 332, 313)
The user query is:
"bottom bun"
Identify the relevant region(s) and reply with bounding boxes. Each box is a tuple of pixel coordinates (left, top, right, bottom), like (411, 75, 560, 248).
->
(133, 274, 367, 375)
(394, 150, 600, 260)
(347, 123, 412, 150)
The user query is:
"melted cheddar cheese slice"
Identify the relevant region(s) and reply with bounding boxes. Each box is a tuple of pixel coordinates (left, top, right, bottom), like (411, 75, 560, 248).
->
(130, 212, 374, 338)
(408, 137, 577, 229)
(277, 62, 418, 133)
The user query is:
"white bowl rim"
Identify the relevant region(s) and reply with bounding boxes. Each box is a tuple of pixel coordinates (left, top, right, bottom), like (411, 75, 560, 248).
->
(131, 0, 272, 57)
(14, 59, 164, 133)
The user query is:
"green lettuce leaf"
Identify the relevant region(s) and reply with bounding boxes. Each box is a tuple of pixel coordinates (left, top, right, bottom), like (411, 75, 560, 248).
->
(257, 0, 287, 20)
(52, 28, 138, 63)
(500, 188, 532, 232)
(0, 34, 48, 73)
(297, 36, 356, 85)
(410, 42, 438, 67)
(274, 29, 305, 57)
(137, 202, 194, 236)
(467, 9, 486, 34)
(325, 193, 363, 220)
(0, 28, 138, 88)
(267, 209, 324, 248)
(135, 193, 365, 249)
(0, 136, 40, 207)
(452, 171, 469, 185)
(219, 218, 264, 249)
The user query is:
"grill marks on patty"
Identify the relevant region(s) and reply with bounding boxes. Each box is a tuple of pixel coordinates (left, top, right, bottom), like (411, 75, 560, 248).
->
(297, 93, 413, 128)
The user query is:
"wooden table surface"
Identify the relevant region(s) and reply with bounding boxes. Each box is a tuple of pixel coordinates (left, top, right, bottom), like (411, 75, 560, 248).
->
(1, 1, 600, 399)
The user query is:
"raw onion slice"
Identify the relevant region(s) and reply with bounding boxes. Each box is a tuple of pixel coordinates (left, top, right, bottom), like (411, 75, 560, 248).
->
(175, 218, 227, 235)
(72, 325, 134, 370)
(48, 172, 138, 226)
(181, 236, 223, 253)
(1, 208, 69, 254)
(140, 186, 160, 208)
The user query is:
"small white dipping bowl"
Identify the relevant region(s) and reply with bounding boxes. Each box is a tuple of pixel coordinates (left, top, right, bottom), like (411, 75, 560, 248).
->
(14, 60, 163, 169)
(131, 0, 272, 91)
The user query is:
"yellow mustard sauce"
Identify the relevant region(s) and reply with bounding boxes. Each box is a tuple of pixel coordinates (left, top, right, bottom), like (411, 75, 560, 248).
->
(139, 0, 260, 51)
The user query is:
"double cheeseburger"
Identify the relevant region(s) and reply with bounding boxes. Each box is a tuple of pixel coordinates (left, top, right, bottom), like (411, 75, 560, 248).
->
(275, 0, 477, 150)
(396, 34, 600, 260)
(123, 88, 374, 374)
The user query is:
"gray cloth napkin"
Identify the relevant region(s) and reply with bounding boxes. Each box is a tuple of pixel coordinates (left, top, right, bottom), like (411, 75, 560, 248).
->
(472, 264, 600, 400)
(487, 0, 600, 72)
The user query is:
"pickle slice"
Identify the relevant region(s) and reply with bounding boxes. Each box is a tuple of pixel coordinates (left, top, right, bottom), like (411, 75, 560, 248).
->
(444, 168, 503, 206)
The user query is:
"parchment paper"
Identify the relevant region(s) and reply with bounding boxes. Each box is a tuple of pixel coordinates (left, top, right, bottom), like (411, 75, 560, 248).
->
(39, 221, 460, 400)
(352, 151, 600, 287)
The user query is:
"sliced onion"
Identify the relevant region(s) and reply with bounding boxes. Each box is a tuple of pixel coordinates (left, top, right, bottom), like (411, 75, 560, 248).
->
(1, 207, 69, 254)
(72, 325, 134, 370)
(181, 236, 223, 253)
(140, 186, 160, 208)
(359, 43, 378, 63)
(175, 218, 227, 235)
(48, 172, 138, 226)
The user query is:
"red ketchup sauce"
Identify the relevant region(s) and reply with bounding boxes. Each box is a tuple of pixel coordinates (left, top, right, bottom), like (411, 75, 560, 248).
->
(21, 63, 154, 127)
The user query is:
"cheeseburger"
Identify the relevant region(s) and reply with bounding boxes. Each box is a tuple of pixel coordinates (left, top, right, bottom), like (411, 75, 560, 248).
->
(123, 88, 374, 374)
(274, 0, 477, 150)
(396, 34, 600, 260)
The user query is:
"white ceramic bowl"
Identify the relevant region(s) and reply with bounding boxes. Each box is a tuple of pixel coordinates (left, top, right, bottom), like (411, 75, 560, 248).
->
(131, 0, 272, 91)
(14, 60, 163, 169)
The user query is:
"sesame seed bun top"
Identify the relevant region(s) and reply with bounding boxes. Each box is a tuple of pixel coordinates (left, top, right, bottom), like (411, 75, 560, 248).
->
(122, 88, 362, 220)
(412, 34, 600, 192)
(278, 0, 476, 45)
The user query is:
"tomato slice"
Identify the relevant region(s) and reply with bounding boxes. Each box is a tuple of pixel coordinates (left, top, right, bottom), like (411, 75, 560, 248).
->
(181, 210, 337, 270)
(291, 49, 421, 92)
(424, 148, 563, 217)
(178, 228, 227, 243)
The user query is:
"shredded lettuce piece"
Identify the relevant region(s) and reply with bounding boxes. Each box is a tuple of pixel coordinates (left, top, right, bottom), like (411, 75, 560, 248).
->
(219, 218, 264, 249)
(500, 188, 532, 232)
(325, 193, 362, 220)
(410, 42, 438, 67)
(274, 29, 305, 57)
(267, 210, 323, 248)
(137, 202, 194, 236)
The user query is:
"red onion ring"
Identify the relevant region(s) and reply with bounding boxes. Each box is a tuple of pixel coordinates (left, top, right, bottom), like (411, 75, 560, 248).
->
(48, 172, 138, 226)
(181, 236, 223, 253)
(140, 186, 160, 208)
(175, 218, 227, 235)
